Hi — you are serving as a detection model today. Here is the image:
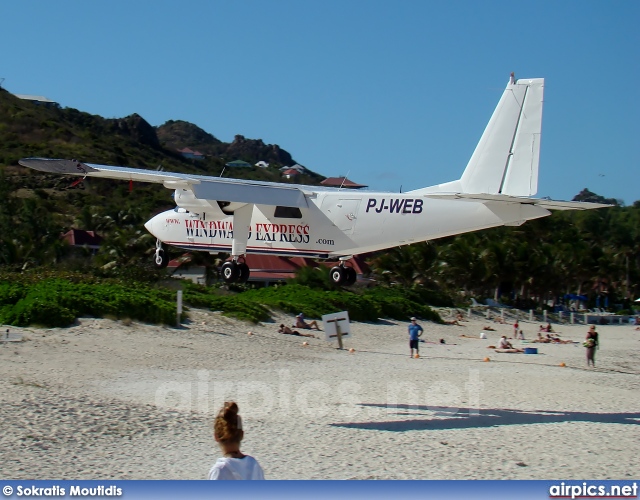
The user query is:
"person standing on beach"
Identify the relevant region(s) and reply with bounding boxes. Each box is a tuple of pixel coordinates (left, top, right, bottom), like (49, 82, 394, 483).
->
(584, 325, 599, 367)
(408, 317, 423, 358)
(208, 402, 264, 480)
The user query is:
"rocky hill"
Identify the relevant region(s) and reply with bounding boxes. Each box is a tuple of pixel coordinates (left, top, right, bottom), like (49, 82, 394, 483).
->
(0, 88, 318, 180)
(156, 120, 296, 167)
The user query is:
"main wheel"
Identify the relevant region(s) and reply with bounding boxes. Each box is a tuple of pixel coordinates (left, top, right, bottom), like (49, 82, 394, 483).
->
(153, 248, 169, 269)
(221, 261, 239, 283)
(329, 266, 346, 285)
(343, 267, 357, 286)
(237, 262, 250, 283)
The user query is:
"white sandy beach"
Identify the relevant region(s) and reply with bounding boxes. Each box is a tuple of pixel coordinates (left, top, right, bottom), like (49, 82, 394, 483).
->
(1, 309, 638, 480)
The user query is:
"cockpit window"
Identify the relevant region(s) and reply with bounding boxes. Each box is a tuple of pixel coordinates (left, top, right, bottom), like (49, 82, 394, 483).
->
(274, 206, 302, 219)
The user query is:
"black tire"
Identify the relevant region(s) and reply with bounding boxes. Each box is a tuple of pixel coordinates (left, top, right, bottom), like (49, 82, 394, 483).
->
(329, 266, 346, 285)
(221, 261, 239, 283)
(343, 267, 357, 286)
(237, 262, 250, 283)
(153, 248, 169, 269)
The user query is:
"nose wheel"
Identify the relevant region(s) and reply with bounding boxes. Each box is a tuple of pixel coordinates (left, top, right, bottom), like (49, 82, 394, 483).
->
(221, 259, 250, 284)
(153, 240, 169, 269)
(329, 265, 357, 286)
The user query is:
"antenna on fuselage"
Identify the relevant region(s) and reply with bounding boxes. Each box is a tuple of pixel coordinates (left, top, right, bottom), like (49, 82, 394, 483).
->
(338, 171, 351, 190)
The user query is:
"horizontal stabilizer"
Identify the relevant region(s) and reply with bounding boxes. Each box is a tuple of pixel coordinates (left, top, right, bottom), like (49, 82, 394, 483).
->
(423, 193, 611, 211)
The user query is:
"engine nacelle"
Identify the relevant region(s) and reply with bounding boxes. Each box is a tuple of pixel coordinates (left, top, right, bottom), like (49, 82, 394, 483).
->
(171, 188, 228, 220)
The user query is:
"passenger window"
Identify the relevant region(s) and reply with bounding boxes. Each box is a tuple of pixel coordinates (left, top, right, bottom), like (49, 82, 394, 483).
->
(274, 206, 302, 219)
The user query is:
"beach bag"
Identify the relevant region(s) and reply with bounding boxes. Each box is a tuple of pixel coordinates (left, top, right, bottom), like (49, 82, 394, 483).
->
(583, 338, 595, 348)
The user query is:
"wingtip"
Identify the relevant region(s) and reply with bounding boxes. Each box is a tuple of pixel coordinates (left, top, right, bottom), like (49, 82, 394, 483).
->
(18, 158, 98, 175)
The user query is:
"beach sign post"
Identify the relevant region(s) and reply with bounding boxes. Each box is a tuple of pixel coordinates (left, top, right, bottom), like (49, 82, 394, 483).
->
(322, 311, 351, 350)
(176, 291, 183, 327)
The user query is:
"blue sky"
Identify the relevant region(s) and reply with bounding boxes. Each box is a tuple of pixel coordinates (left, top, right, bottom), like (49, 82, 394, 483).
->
(3, 0, 639, 203)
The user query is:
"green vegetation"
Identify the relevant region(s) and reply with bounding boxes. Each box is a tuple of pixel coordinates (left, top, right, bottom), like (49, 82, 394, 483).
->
(182, 280, 444, 324)
(0, 272, 445, 327)
(239, 284, 443, 323)
(0, 274, 180, 327)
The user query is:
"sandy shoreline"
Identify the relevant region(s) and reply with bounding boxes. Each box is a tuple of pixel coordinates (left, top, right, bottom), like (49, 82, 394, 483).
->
(1, 309, 639, 479)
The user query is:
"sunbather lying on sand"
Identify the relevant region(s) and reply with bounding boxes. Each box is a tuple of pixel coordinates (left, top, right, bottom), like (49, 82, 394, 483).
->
(532, 332, 572, 344)
(533, 337, 573, 344)
(279, 324, 316, 338)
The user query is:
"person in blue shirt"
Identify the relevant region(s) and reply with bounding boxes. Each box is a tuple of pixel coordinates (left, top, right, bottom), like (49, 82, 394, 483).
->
(408, 317, 424, 358)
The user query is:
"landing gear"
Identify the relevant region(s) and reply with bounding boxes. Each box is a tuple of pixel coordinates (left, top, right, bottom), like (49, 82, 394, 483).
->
(221, 259, 251, 284)
(153, 240, 169, 269)
(238, 262, 250, 283)
(344, 266, 357, 286)
(329, 264, 357, 286)
(329, 266, 345, 285)
(221, 261, 239, 283)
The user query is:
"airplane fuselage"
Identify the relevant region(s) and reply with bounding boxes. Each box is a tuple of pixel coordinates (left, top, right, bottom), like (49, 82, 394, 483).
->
(144, 191, 550, 259)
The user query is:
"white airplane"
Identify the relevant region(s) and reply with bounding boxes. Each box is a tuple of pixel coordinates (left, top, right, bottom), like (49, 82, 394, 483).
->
(20, 74, 609, 285)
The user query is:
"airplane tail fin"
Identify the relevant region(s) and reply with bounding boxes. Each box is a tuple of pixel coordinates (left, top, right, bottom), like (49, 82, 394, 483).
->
(413, 74, 544, 197)
(461, 74, 544, 196)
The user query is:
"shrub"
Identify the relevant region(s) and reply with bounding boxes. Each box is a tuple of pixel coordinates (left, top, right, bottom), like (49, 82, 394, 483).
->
(2, 297, 76, 327)
(0, 282, 27, 306)
(0, 277, 181, 326)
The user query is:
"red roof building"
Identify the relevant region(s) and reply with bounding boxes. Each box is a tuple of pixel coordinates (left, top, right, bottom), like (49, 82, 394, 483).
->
(166, 253, 370, 285)
(282, 169, 300, 179)
(177, 147, 205, 160)
(320, 177, 368, 189)
(61, 229, 103, 250)
(244, 255, 370, 284)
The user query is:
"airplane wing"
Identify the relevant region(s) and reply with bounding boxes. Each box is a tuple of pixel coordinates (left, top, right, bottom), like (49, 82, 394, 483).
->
(422, 193, 611, 210)
(18, 158, 313, 207)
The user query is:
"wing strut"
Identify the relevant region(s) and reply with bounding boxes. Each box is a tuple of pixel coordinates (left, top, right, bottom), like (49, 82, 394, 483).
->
(231, 203, 253, 257)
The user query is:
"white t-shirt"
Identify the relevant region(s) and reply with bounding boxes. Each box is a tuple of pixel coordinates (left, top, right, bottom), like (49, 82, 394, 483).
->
(208, 455, 265, 480)
(498, 337, 510, 349)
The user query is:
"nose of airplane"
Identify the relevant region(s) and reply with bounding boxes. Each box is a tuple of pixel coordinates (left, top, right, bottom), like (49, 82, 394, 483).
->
(144, 216, 158, 237)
